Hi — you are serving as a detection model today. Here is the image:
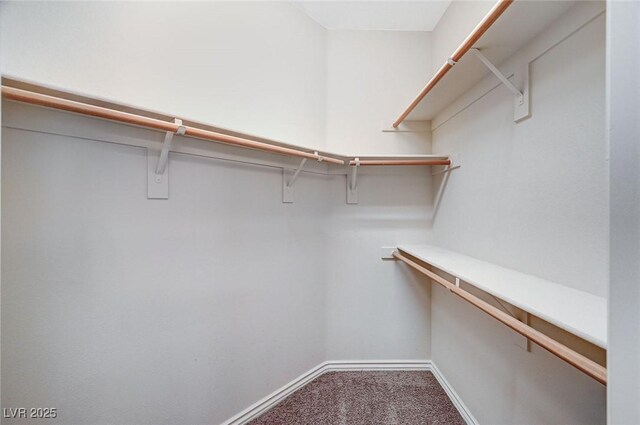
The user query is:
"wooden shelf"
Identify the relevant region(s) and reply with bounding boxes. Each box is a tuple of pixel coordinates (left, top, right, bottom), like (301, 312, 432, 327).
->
(397, 244, 607, 349)
(395, 0, 575, 123)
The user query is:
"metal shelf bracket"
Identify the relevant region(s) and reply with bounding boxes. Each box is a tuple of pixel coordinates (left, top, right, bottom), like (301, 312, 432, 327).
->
(471, 48, 530, 122)
(347, 157, 360, 204)
(283, 152, 323, 203)
(283, 157, 308, 203)
(147, 118, 186, 199)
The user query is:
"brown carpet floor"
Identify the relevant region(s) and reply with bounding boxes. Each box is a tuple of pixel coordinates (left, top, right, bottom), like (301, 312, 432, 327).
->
(248, 370, 465, 425)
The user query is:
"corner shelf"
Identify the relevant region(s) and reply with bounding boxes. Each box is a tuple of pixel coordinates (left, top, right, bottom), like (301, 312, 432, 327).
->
(397, 244, 606, 349)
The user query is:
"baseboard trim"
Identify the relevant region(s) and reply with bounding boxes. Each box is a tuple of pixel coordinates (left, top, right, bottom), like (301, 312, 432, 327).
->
(430, 362, 479, 425)
(221, 360, 477, 425)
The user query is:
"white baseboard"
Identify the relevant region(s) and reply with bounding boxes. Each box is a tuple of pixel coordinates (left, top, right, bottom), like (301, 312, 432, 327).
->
(221, 360, 477, 425)
(221, 361, 329, 425)
(430, 362, 479, 425)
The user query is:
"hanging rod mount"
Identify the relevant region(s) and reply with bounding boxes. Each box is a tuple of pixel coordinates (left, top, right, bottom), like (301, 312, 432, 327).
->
(148, 118, 185, 199)
(155, 118, 186, 177)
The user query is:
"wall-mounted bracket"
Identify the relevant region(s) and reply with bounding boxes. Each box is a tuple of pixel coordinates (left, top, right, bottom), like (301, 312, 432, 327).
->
(347, 157, 360, 204)
(156, 119, 186, 175)
(523, 312, 532, 352)
(432, 153, 461, 176)
(471, 49, 530, 122)
(147, 118, 186, 199)
(489, 293, 531, 352)
(283, 152, 324, 203)
(283, 158, 308, 203)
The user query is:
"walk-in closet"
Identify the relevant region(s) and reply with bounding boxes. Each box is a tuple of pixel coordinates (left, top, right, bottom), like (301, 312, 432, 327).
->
(1, 1, 638, 424)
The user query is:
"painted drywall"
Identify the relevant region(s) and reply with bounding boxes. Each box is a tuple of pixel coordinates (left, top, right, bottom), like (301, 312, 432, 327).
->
(0, 2, 435, 156)
(429, 4, 607, 424)
(0, 1, 327, 149)
(432, 5, 607, 298)
(323, 29, 441, 354)
(0, 3, 436, 423)
(1, 107, 327, 424)
(325, 30, 433, 155)
(294, 1, 452, 32)
(1, 101, 434, 424)
(430, 0, 494, 73)
(323, 165, 434, 360)
(607, 1, 640, 423)
(0, 1, 615, 423)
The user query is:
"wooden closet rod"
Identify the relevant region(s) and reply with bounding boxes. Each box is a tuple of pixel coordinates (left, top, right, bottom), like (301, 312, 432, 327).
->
(1, 86, 345, 165)
(393, 250, 607, 385)
(393, 0, 513, 128)
(349, 159, 451, 166)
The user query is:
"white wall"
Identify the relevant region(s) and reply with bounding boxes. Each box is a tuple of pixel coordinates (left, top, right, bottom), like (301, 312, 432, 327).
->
(430, 0, 494, 73)
(323, 166, 434, 360)
(318, 25, 441, 352)
(1, 100, 434, 424)
(0, 2, 438, 423)
(1, 104, 328, 424)
(0, 1, 616, 424)
(607, 1, 640, 423)
(0, 2, 436, 156)
(0, 1, 328, 149)
(325, 30, 432, 154)
(429, 4, 607, 424)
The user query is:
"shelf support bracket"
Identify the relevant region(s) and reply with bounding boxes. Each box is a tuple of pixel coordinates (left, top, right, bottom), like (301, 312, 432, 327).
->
(489, 294, 532, 352)
(347, 158, 359, 204)
(471, 48, 522, 101)
(471, 48, 530, 122)
(283, 152, 323, 203)
(147, 118, 186, 199)
(283, 157, 308, 203)
(288, 158, 308, 188)
(156, 119, 186, 176)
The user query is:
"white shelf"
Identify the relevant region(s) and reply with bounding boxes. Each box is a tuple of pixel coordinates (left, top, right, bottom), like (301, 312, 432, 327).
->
(403, 0, 575, 121)
(346, 154, 449, 160)
(2, 76, 452, 165)
(397, 244, 607, 348)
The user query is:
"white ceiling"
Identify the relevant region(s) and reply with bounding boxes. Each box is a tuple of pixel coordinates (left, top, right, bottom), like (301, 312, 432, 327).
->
(293, 1, 452, 32)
